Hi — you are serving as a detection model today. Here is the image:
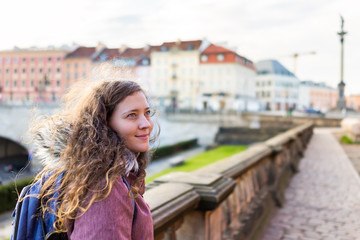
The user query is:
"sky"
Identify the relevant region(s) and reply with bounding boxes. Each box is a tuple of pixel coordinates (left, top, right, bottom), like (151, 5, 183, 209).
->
(1, 0, 359, 94)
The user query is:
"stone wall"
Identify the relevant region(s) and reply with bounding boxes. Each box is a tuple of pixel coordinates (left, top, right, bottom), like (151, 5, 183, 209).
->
(144, 122, 313, 240)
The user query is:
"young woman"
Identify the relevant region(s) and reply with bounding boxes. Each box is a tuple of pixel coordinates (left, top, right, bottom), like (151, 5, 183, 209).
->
(31, 80, 155, 239)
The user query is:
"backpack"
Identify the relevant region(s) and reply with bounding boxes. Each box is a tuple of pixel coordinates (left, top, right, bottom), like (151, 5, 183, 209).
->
(11, 174, 134, 240)
(11, 172, 66, 240)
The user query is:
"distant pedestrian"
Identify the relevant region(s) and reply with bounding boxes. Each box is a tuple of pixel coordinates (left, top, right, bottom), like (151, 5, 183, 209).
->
(28, 80, 157, 239)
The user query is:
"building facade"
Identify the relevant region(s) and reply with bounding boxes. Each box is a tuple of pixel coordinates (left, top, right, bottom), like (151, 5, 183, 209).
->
(198, 44, 258, 111)
(0, 48, 69, 102)
(298, 81, 338, 112)
(62, 44, 106, 92)
(347, 95, 360, 111)
(150, 40, 205, 109)
(255, 60, 299, 111)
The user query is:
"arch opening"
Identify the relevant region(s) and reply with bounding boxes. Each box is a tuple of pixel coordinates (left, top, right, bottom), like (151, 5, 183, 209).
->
(0, 137, 29, 174)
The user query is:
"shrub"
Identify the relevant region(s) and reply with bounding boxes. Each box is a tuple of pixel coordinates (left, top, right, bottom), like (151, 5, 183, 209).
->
(0, 177, 34, 214)
(341, 135, 353, 144)
(151, 138, 198, 160)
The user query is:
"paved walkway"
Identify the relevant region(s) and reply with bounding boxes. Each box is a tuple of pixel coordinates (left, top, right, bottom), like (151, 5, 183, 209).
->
(262, 128, 360, 240)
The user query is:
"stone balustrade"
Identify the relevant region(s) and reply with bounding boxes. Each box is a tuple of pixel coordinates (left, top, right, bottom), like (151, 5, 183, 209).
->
(144, 122, 313, 240)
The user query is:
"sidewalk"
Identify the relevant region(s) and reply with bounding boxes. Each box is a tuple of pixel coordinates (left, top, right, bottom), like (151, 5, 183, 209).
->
(0, 211, 12, 240)
(262, 128, 360, 240)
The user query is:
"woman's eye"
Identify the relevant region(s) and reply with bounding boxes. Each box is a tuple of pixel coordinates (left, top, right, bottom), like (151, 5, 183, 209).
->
(145, 110, 151, 116)
(127, 113, 136, 118)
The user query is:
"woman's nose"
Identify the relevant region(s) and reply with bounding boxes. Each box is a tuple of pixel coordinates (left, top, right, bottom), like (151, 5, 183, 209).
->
(139, 115, 151, 129)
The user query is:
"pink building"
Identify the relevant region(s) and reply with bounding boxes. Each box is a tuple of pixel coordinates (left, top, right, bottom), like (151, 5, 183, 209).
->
(0, 49, 69, 102)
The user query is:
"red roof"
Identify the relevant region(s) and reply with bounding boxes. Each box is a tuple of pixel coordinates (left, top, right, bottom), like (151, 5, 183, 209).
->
(158, 40, 202, 51)
(92, 48, 121, 61)
(120, 48, 148, 58)
(202, 44, 233, 54)
(201, 44, 256, 71)
(65, 47, 96, 58)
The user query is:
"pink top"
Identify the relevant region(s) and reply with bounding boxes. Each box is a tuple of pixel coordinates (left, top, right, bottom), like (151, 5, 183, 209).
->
(68, 173, 153, 240)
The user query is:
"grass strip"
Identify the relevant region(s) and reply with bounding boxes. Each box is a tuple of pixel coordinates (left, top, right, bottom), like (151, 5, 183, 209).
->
(146, 145, 246, 183)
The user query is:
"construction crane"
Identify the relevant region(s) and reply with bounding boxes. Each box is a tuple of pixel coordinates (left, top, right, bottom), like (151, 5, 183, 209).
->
(291, 51, 316, 75)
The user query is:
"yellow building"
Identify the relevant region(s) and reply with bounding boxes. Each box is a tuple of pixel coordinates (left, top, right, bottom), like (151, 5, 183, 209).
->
(150, 40, 205, 109)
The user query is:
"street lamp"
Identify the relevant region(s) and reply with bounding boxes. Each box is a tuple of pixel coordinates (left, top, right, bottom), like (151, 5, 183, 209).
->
(35, 74, 50, 102)
(337, 15, 347, 110)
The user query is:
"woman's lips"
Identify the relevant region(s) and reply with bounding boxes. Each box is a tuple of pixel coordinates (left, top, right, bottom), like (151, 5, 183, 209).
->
(136, 134, 149, 140)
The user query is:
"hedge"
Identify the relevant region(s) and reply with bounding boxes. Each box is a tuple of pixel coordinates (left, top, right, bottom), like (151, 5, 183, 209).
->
(151, 138, 198, 160)
(0, 177, 34, 214)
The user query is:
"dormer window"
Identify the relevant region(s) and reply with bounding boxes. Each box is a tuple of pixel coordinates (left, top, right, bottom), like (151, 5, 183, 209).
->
(142, 58, 149, 66)
(201, 54, 208, 62)
(161, 46, 169, 52)
(217, 54, 224, 61)
(186, 44, 194, 50)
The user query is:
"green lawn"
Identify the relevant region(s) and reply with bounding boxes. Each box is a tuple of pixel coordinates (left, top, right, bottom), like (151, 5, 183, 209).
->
(146, 145, 247, 183)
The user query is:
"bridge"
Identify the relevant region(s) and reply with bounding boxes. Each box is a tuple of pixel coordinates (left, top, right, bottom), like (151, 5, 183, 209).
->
(143, 123, 360, 240)
(1, 105, 360, 239)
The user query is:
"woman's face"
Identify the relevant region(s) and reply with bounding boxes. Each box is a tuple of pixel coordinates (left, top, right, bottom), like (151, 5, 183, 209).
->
(109, 91, 153, 153)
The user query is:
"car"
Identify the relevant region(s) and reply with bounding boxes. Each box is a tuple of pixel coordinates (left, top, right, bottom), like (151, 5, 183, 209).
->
(304, 108, 324, 115)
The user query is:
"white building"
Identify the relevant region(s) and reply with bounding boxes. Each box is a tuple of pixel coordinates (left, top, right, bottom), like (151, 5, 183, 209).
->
(255, 60, 299, 111)
(198, 44, 259, 112)
(150, 40, 208, 109)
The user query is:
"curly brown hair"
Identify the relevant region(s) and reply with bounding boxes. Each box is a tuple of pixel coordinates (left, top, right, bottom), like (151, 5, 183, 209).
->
(31, 80, 157, 233)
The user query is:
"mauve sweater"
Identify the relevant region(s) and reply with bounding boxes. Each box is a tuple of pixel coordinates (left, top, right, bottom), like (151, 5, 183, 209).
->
(68, 173, 153, 240)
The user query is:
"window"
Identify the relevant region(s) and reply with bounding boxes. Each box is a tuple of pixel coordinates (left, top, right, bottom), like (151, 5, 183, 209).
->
(82, 62, 86, 67)
(31, 68, 34, 73)
(6, 69, 9, 74)
(186, 44, 194, 50)
(22, 68, 26, 73)
(217, 54, 224, 61)
(22, 80, 25, 87)
(161, 46, 168, 52)
(66, 63, 70, 68)
(201, 55, 208, 62)
(56, 80, 60, 87)
(142, 58, 149, 66)
(22, 58, 26, 62)
(31, 58, 35, 62)
(57, 68, 60, 73)
(48, 57, 52, 62)
(74, 63, 78, 68)
(268, 81, 271, 86)
(48, 68, 51, 73)
(82, 73, 86, 78)
(14, 69, 17, 73)
(14, 80, 17, 87)
(31, 80, 34, 87)
(6, 58, 10, 63)
(57, 57, 61, 62)
(39, 68, 43, 73)
(6, 80, 8, 87)
(66, 73, 70, 80)
(14, 57, 18, 63)
(0, 58, 2, 63)
(74, 73, 78, 79)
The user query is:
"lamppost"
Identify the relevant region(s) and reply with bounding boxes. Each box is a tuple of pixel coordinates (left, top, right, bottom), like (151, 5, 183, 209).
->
(170, 62, 178, 112)
(337, 15, 347, 110)
(35, 74, 50, 102)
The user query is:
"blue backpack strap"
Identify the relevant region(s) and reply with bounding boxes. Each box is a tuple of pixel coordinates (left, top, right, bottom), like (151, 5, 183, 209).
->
(122, 176, 136, 224)
(11, 184, 31, 240)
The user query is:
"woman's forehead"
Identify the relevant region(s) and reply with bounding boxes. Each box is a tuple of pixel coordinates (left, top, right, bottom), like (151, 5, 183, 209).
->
(116, 91, 149, 111)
